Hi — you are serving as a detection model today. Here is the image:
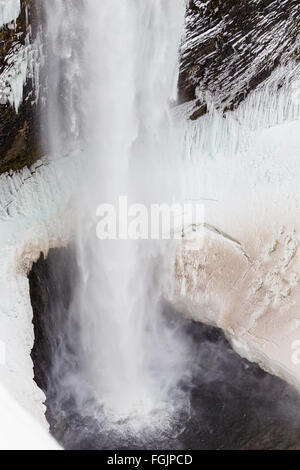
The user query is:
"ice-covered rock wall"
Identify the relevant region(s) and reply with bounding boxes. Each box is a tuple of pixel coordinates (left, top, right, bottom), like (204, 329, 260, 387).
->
(0, 0, 43, 174)
(173, 50, 300, 392)
(180, 0, 300, 119)
(0, 155, 75, 437)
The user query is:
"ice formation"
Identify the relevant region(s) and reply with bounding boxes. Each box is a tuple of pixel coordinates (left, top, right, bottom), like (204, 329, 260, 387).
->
(0, 0, 20, 29)
(0, 0, 42, 112)
(180, 0, 300, 117)
(0, 156, 75, 431)
(0, 383, 60, 450)
(172, 65, 300, 391)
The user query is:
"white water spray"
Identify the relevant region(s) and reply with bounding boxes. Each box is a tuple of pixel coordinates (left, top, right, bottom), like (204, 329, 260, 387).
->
(44, 0, 189, 427)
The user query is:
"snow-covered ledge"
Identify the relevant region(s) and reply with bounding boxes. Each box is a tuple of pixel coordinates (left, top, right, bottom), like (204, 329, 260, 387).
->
(174, 223, 300, 390)
(0, 383, 60, 450)
(0, 157, 74, 448)
(172, 113, 300, 392)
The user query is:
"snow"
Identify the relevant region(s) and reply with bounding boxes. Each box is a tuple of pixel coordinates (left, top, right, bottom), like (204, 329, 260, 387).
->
(0, 383, 60, 450)
(0, 156, 75, 449)
(0, 34, 42, 112)
(0, 0, 20, 29)
(0, 1, 42, 111)
(172, 81, 300, 392)
(181, 0, 300, 113)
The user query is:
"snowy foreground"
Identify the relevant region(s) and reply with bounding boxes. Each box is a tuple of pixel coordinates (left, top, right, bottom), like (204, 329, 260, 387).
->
(0, 384, 59, 450)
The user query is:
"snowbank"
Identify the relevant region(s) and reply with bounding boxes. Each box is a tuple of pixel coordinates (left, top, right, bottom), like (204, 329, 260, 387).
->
(0, 383, 60, 450)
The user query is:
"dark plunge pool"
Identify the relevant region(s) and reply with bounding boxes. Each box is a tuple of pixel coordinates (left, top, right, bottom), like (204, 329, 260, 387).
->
(29, 247, 300, 450)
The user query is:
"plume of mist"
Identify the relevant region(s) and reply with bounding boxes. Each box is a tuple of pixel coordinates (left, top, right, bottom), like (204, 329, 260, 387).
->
(43, 0, 191, 430)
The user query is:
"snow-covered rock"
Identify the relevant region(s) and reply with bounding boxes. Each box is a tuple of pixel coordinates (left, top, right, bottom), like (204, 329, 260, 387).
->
(0, 383, 60, 450)
(0, 156, 74, 448)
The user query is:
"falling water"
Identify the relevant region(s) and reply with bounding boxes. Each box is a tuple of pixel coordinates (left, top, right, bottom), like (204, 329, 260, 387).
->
(43, 0, 189, 433)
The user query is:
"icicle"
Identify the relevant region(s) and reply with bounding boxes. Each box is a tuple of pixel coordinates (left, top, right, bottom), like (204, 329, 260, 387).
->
(0, 0, 20, 29)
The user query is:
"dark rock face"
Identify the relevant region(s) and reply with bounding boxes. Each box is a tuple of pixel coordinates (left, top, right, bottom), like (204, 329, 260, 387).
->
(0, 0, 43, 174)
(179, 0, 300, 119)
(29, 248, 79, 419)
(29, 248, 300, 450)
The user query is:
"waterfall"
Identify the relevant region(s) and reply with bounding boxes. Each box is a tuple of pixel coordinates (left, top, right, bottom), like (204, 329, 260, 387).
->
(43, 0, 189, 430)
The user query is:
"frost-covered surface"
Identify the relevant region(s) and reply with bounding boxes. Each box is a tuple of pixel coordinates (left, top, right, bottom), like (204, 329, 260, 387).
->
(180, 0, 300, 118)
(0, 1, 43, 173)
(0, 2, 42, 112)
(0, 383, 60, 450)
(0, 156, 74, 447)
(0, 31, 42, 112)
(0, 0, 20, 29)
(172, 82, 300, 391)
